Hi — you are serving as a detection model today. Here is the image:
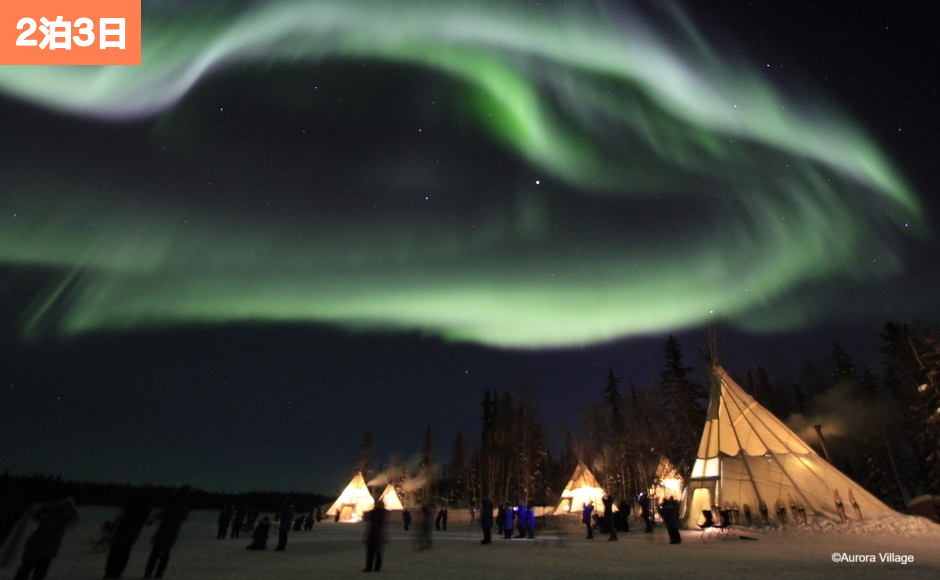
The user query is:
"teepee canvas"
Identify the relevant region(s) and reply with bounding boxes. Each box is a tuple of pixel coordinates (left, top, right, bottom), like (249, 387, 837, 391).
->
(681, 366, 895, 527)
(554, 462, 606, 514)
(378, 483, 404, 510)
(325, 472, 375, 522)
(650, 456, 684, 505)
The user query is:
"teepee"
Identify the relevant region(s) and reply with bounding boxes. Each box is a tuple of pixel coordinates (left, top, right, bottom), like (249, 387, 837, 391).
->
(378, 483, 404, 510)
(681, 366, 895, 527)
(649, 456, 684, 505)
(554, 462, 606, 514)
(325, 472, 375, 522)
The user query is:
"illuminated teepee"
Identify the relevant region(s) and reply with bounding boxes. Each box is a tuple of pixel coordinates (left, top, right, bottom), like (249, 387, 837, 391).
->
(325, 472, 375, 522)
(378, 483, 404, 510)
(680, 366, 895, 527)
(649, 456, 684, 505)
(554, 462, 606, 515)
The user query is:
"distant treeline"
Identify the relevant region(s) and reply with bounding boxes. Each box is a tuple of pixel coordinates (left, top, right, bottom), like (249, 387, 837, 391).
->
(0, 471, 333, 513)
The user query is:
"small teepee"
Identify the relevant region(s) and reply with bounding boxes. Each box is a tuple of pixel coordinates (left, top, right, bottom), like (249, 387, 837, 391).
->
(378, 483, 404, 511)
(554, 462, 606, 515)
(649, 456, 684, 505)
(681, 366, 895, 527)
(325, 472, 375, 522)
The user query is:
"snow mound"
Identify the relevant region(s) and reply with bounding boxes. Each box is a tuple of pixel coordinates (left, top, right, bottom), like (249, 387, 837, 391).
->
(765, 514, 940, 536)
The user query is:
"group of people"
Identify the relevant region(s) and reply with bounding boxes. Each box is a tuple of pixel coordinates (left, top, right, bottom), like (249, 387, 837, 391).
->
(244, 496, 296, 552)
(483, 500, 538, 541)
(579, 492, 681, 544)
(4, 485, 193, 580)
(4, 490, 683, 579)
(215, 503, 261, 540)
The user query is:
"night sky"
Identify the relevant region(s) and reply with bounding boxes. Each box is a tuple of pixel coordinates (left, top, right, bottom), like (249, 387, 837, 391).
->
(1, 1, 937, 495)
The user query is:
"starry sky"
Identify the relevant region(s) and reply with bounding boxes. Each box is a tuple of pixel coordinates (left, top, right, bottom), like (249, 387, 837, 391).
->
(0, 0, 937, 495)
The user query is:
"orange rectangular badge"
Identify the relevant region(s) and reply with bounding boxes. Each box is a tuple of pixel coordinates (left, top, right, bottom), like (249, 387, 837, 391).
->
(1, 0, 140, 65)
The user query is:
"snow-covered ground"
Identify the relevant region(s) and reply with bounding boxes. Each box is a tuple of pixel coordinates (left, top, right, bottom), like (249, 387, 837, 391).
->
(2, 507, 938, 579)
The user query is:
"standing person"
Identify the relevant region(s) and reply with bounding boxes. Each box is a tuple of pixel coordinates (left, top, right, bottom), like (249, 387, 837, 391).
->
(618, 499, 631, 532)
(363, 500, 387, 572)
(0, 493, 26, 560)
(304, 509, 314, 531)
(230, 504, 247, 539)
(275, 497, 295, 551)
(495, 504, 505, 537)
(216, 503, 233, 539)
(602, 495, 617, 541)
(659, 498, 681, 544)
(104, 491, 152, 580)
(417, 504, 433, 550)
(401, 508, 411, 531)
(525, 501, 536, 539)
(440, 507, 448, 531)
(144, 485, 192, 580)
(638, 493, 653, 532)
(434, 507, 444, 531)
(514, 502, 527, 538)
(13, 497, 78, 580)
(479, 498, 493, 545)
(501, 504, 513, 539)
(246, 508, 259, 533)
(582, 502, 594, 539)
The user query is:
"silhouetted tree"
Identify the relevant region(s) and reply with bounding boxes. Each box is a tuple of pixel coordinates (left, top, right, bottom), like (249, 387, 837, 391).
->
(879, 322, 940, 496)
(356, 430, 373, 479)
(656, 336, 707, 478)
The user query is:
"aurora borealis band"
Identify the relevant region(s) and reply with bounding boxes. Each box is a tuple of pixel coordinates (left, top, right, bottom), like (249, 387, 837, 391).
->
(0, 0, 924, 348)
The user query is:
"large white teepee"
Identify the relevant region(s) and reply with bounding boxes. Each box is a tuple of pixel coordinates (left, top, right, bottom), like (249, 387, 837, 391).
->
(554, 462, 606, 515)
(325, 472, 375, 522)
(378, 483, 404, 511)
(681, 366, 895, 527)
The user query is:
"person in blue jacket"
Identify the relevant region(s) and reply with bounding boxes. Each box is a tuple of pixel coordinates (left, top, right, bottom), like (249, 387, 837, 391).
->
(582, 502, 594, 539)
(525, 501, 536, 539)
(514, 502, 527, 538)
(502, 504, 514, 539)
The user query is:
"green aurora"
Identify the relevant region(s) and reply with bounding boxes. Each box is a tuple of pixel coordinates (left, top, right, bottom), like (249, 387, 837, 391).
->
(0, 0, 922, 348)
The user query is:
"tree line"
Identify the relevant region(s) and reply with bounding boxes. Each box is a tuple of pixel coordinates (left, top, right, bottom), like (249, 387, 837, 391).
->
(0, 471, 331, 513)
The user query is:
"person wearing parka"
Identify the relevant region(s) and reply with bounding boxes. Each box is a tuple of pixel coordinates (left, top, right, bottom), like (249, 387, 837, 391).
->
(582, 502, 594, 539)
(104, 492, 152, 579)
(501, 504, 513, 539)
(525, 502, 536, 539)
(14, 498, 78, 580)
(480, 498, 493, 544)
(275, 497, 295, 551)
(144, 485, 192, 579)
